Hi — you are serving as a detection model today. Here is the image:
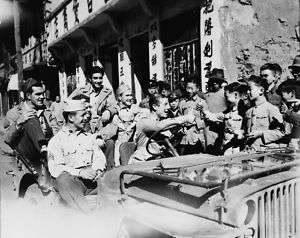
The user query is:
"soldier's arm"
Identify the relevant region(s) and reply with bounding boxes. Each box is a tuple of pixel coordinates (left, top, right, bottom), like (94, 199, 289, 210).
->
(104, 92, 118, 118)
(4, 109, 25, 148)
(140, 115, 195, 134)
(91, 138, 106, 171)
(47, 138, 81, 178)
(262, 106, 284, 144)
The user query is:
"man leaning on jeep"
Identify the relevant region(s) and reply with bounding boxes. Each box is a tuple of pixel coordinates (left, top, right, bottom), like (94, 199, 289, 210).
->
(47, 100, 106, 212)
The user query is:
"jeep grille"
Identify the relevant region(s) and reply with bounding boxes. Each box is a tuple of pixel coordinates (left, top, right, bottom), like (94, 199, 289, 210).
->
(255, 179, 299, 238)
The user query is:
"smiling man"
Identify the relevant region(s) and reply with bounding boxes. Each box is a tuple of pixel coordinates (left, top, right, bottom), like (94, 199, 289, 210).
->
(69, 66, 118, 170)
(47, 100, 106, 212)
(4, 78, 59, 166)
(129, 94, 195, 164)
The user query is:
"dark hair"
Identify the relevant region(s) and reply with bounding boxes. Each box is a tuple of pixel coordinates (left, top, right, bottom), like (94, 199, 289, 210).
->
(149, 94, 164, 111)
(260, 63, 282, 75)
(185, 74, 199, 87)
(90, 66, 104, 76)
(247, 75, 268, 92)
(224, 82, 242, 94)
(149, 81, 159, 89)
(168, 90, 181, 102)
(238, 83, 250, 95)
(277, 81, 297, 96)
(280, 84, 296, 94)
(157, 81, 171, 92)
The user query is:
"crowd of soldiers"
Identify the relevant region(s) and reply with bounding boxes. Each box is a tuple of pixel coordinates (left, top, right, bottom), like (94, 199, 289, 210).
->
(2, 54, 300, 212)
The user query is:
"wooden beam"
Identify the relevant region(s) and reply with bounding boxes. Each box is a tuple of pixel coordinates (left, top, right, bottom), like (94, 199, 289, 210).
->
(137, 0, 157, 17)
(63, 39, 76, 54)
(48, 46, 64, 62)
(78, 27, 95, 45)
(103, 12, 122, 35)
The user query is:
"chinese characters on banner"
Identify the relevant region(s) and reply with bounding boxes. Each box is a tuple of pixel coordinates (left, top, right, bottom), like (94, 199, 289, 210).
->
(200, 0, 224, 92)
(148, 19, 164, 82)
(47, 0, 109, 45)
(118, 37, 132, 87)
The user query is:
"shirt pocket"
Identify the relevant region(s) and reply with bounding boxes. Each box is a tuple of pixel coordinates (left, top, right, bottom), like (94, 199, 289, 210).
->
(62, 145, 76, 157)
(256, 115, 269, 129)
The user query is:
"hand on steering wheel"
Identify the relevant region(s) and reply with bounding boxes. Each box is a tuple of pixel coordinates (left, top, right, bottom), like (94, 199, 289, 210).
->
(146, 123, 186, 158)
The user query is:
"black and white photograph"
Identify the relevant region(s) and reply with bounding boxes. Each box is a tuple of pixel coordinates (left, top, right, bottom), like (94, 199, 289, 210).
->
(0, 0, 299, 237)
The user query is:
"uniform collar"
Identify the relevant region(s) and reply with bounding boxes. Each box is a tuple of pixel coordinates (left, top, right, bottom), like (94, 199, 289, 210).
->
(62, 125, 86, 136)
(254, 97, 267, 107)
(23, 101, 45, 117)
(187, 94, 199, 102)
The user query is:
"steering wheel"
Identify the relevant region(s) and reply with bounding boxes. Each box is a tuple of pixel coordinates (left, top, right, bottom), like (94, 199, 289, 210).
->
(146, 123, 185, 158)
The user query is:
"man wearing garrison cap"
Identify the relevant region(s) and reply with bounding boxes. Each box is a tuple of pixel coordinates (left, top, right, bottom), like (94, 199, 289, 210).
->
(47, 100, 106, 212)
(68, 66, 117, 170)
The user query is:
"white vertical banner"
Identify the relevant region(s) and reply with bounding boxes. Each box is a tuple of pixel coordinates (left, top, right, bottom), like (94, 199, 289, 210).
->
(118, 36, 132, 87)
(200, 0, 224, 92)
(59, 70, 68, 100)
(75, 65, 86, 87)
(148, 18, 164, 82)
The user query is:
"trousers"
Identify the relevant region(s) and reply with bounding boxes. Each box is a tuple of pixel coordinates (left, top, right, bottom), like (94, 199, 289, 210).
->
(55, 172, 97, 212)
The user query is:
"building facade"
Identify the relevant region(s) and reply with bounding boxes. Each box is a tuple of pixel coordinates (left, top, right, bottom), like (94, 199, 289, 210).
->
(44, 0, 299, 100)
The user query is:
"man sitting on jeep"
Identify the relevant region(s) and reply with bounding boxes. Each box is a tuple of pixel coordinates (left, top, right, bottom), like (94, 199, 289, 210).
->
(128, 94, 195, 164)
(4, 78, 59, 168)
(47, 100, 106, 212)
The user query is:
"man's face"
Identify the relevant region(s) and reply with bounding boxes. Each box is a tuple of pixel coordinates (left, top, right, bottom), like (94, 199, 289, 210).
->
(55, 96, 60, 102)
(154, 97, 170, 119)
(169, 99, 179, 111)
(91, 72, 103, 90)
(291, 68, 300, 81)
(161, 89, 171, 98)
(186, 82, 198, 98)
(248, 82, 263, 101)
(225, 90, 239, 105)
(207, 81, 221, 92)
(28, 86, 45, 108)
(70, 110, 86, 130)
(260, 69, 277, 86)
(120, 90, 133, 107)
(148, 87, 158, 96)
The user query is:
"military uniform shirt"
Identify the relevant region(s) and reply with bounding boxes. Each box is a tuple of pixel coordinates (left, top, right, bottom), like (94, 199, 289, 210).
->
(47, 126, 106, 178)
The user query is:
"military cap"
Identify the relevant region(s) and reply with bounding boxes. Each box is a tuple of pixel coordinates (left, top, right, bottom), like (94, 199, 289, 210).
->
(63, 100, 86, 112)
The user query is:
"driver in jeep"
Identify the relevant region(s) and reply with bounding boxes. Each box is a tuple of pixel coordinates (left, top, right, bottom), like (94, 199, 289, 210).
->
(128, 94, 195, 164)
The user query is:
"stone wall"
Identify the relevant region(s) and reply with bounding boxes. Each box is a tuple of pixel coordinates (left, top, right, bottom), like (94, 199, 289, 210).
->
(219, 0, 299, 82)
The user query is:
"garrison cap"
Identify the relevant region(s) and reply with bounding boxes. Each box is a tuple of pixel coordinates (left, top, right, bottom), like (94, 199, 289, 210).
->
(63, 100, 86, 112)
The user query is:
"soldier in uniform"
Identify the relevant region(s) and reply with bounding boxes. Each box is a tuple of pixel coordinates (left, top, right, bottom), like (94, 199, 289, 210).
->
(47, 100, 106, 212)
(244, 75, 284, 151)
(260, 63, 283, 108)
(4, 78, 59, 165)
(129, 95, 195, 164)
(179, 77, 208, 155)
(205, 82, 244, 155)
(68, 66, 117, 170)
(113, 83, 140, 166)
